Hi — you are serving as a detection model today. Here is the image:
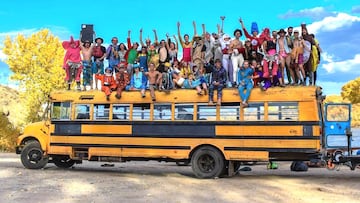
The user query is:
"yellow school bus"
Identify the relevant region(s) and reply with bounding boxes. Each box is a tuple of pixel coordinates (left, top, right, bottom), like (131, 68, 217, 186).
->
(15, 86, 357, 178)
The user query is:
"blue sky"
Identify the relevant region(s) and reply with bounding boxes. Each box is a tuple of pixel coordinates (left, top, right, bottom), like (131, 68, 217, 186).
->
(0, 0, 360, 95)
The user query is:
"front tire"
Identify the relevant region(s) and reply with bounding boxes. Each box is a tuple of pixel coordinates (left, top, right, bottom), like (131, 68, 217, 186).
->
(191, 146, 225, 179)
(20, 141, 48, 169)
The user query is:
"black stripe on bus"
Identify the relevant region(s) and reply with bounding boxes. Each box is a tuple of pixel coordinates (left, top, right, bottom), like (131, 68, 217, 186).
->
(50, 133, 319, 140)
(224, 147, 318, 153)
(50, 143, 191, 150)
(51, 120, 319, 126)
(132, 124, 215, 137)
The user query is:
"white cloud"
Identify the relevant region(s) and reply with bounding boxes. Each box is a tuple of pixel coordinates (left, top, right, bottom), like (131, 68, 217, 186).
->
(306, 13, 360, 34)
(280, 7, 334, 20)
(322, 53, 360, 74)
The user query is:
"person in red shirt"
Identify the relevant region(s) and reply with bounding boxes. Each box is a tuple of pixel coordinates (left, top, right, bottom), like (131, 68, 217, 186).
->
(239, 18, 261, 51)
(95, 67, 117, 101)
(62, 36, 82, 90)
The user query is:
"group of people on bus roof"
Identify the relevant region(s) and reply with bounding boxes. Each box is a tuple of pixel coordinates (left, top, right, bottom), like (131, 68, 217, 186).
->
(62, 17, 322, 106)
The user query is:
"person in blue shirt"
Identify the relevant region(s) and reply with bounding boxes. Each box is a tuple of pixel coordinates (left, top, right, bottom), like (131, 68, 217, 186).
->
(237, 60, 254, 107)
(127, 64, 147, 98)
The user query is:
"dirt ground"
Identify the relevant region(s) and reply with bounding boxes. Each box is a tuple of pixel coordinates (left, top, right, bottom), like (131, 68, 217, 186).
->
(0, 152, 359, 203)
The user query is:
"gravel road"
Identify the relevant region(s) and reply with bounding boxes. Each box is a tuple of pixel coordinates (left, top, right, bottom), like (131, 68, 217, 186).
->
(1, 152, 360, 203)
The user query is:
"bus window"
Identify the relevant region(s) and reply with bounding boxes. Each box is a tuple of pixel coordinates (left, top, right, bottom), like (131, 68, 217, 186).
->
(175, 104, 194, 120)
(75, 104, 90, 119)
(326, 104, 350, 122)
(133, 103, 150, 120)
(94, 104, 110, 120)
(268, 102, 299, 121)
(197, 104, 216, 121)
(153, 104, 171, 120)
(51, 102, 71, 120)
(113, 104, 130, 120)
(220, 102, 240, 121)
(244, 103, 264, 121)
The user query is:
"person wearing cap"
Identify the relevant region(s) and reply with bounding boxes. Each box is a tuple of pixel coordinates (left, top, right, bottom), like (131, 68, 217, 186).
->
(192, 35, 206, 76)
(80, 38, 94, 90)
(92, 37, 106, 90)
(115, 62, 130, 99)
(62, 36, 82, 90)
(208, 59, 226, 106)
(276, 28, 294, 86)
(95, 67, 117, 101)
(128, 64, 147, 98)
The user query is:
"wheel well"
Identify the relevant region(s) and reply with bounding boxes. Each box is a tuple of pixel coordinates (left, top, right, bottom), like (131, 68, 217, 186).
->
(21, 136, 39, 145)
(189, 144, 225, 161)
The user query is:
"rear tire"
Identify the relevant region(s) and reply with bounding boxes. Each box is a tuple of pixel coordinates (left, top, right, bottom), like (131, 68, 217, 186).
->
(52, 156, 75, 168)
(20, 141, 48, 169)
(191, 146, 225, 179)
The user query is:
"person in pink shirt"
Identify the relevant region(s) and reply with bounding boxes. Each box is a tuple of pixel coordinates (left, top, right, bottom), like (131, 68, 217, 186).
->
(62, 36, 82, 90)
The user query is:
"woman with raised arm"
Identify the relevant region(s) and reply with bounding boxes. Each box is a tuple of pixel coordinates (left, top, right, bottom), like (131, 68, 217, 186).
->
(177, 21, 196, 63)
(166, 34, 178, 65)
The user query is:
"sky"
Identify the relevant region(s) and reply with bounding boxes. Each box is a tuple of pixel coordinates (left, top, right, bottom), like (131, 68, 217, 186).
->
(0, 0, 360, 95)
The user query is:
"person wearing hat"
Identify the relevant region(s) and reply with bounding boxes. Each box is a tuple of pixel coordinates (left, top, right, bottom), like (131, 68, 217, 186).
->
(239, 18, 261, 51)
(95, 67, 117, 101)
(115, 62, 130, 99)
(92, 37, 107, 90)
(62, 36, 82, 90)
(192, 34, 205, 76)
(276, 28, 294, 86)
(128, 64, 147, 98)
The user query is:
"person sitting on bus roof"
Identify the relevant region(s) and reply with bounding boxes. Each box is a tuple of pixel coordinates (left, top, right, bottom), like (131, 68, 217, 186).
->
(160, 62, 173, 92)
(145, 62, 162, 101)
(127, 64, 147, 98)
(237, 60, 254, 108)
(182, 74, 205, 96)
(208, 58, 226, 106)
(115, 62, 130, 99)
(95, 67, 117, 101)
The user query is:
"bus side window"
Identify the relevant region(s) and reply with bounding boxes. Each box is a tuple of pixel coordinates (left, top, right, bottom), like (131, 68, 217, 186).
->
(51, 102, 71, 120)
(175, 104, 194, 121)
(133, 103, 150, 120)
(268, 102, 299, 121)
(113, 104, 130, 120)
(244, 103, 264, 121)
(153, 104, 172, 120)
(75, 104, 90, 120)
(94, 104, 110, 120)
(197, 104, 216, 121)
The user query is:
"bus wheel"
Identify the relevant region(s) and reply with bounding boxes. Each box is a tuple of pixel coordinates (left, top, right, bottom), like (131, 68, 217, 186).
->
(191, 146, 225, 179)
(20, 141, 48, 169)
(53, 156, 75, 168)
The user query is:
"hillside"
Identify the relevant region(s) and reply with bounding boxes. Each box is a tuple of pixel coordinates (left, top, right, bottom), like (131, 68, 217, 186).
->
(325, 95, 360, 127)
(0, 85, 27, 127)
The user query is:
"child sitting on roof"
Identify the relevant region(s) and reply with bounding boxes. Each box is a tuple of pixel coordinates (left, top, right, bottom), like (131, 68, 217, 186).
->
(95, 67, 117, 101)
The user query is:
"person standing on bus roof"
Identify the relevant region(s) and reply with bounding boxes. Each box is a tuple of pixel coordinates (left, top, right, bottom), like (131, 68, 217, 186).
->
(95, 67, 117, 101)
(237, 60, 254, 108)
(115, 62, 130, 99)
(208, 59, 226, 106)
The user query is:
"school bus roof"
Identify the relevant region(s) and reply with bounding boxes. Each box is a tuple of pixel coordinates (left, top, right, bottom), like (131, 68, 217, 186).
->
(50, 86, 321, 104)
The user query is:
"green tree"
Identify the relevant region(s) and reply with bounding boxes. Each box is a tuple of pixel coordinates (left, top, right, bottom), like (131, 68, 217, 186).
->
(2, 29, 65, 123)
(341, 77, 360, 104)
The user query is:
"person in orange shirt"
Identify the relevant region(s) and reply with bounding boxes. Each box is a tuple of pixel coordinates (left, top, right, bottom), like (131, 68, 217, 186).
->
(115, 63, 130, 99)
(95, 67, 117, 101)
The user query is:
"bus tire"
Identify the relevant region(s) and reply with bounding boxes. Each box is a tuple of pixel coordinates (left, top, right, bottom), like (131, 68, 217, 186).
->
(20, 140, 48, 169)
(53, 156, 75, 168)
(191, 146, 225, 179)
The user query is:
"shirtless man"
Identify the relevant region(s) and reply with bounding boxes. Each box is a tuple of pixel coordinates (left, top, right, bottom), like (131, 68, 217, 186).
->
(276, 29, 294, 85)
(80, 40, 94, 90)
(145, 63, 162, 101)
(229, 29, 244, 86)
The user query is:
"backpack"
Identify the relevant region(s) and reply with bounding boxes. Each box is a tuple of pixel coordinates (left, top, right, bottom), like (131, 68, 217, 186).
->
(93, 45, 105, 58)
(290, 161, 308, 172)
